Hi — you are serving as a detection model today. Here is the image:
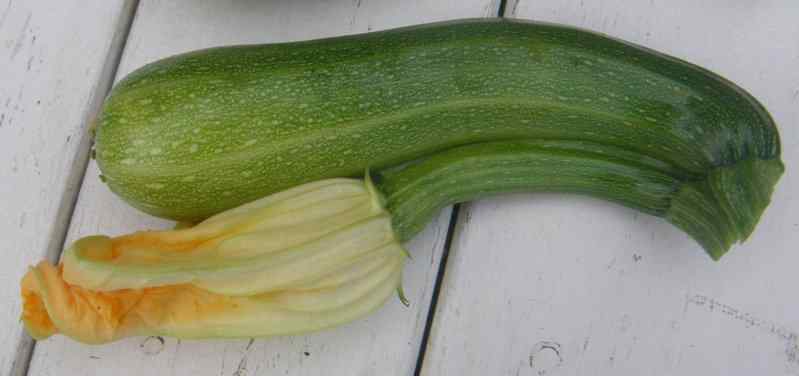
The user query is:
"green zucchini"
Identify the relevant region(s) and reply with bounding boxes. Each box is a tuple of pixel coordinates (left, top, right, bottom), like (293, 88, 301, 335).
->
(95, 18, 783, 259)
(375, 140, 782, 260)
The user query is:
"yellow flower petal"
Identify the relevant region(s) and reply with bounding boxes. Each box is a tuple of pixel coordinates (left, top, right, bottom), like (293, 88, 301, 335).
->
(21, 178, 407, 344)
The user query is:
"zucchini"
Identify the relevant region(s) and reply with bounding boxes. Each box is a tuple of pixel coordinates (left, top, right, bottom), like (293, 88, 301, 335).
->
(375, 140, 782, 260)
(22, 18, 784, 345)
(96, 18, 781, 231)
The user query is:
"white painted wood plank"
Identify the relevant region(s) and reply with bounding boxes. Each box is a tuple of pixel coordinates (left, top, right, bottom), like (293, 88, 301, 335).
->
(423, 2, 799, 375)
(27, 1, 499, 375)
(0, 1, 133, 374)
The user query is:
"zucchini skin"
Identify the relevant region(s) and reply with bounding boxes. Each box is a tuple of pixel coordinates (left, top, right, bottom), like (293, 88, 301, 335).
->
(374, 140, 783, 260)
(96, 18, 781, 225)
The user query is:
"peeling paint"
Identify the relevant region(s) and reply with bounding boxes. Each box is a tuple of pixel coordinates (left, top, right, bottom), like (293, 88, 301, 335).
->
(0, 0, 13, 27)
(529, 341, 563, 375)
(10, 11, 32, 60)
(687, 294, 799, 369)
(139, 336, 165, 356)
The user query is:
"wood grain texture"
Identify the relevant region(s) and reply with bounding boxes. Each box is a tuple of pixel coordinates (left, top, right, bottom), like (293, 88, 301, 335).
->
(0, 1, 133, 374)
(422, 1, 799, 375)
(26, 0, 499, 375)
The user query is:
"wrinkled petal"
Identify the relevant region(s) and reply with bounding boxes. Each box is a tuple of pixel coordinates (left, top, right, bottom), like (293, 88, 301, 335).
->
(22, 254, 403, 343)
(21, 178, 407, 344)
(61, 178, 393, 295)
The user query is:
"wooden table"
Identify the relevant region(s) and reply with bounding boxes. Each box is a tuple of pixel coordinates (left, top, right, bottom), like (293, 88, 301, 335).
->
(2, 1, 797, 375)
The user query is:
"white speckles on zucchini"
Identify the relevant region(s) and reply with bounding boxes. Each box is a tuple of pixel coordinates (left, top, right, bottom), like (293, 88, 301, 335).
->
(96, 18, 781, 232)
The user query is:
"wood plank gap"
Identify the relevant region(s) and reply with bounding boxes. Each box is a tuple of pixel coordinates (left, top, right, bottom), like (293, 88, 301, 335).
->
(412, 205, 461, 376)
(498, 0, 509, 18)
(414, 3, 512, 373)
(8, 1, 140, 375)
